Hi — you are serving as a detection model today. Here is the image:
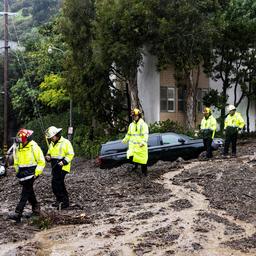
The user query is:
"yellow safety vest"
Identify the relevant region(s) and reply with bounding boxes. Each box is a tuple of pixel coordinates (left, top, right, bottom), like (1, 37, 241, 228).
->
(200, 115, 217, 139)
(14, 140, 45, 180)
(47, 136, 74, 172)
(224, 112, 245, 129)
(123, 118, 149, 164)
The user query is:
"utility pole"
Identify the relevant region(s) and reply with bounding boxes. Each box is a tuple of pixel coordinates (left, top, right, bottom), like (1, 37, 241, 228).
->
(3, 0, 8, 155)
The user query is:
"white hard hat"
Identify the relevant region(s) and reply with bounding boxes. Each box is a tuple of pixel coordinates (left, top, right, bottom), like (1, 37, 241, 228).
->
(45, 126, 62, 139)
(227, 105, 236, 113)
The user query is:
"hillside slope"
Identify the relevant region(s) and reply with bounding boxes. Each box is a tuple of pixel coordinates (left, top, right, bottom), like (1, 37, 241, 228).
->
(0, 0, 61, 41)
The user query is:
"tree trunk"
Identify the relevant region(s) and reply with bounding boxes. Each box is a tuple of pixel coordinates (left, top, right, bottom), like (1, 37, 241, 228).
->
(185, 71, 196, 129)
(193, 66, 200, 126)
(125, 82, 132, 123)
(220, 84, 227, 133)
(246, 97, 250, 132)
(246, 82, 252, 133)
(127, 73, 143, 112)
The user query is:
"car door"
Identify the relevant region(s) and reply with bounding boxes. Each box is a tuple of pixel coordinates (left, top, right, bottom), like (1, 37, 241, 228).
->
(147, 134, 162, 165)
(160, 133, 188, 161)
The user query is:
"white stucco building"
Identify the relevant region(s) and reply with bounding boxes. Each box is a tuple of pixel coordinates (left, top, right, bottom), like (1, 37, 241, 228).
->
(138, 51, 256, 131)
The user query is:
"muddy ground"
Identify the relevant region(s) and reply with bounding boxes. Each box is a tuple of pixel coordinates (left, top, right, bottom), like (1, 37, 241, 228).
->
(0, 139, 256, 256)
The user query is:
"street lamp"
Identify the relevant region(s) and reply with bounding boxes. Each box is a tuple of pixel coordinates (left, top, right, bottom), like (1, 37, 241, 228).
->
(47, 45, 73, 141)
(48, 45, 64, 55)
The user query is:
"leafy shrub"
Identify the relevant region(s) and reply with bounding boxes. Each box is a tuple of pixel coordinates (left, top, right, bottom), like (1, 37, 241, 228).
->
(22, 8, 30, 17)
(73, 125, 111, 158)
(31, 215, 53, 230)
(149, 119, 194, 137)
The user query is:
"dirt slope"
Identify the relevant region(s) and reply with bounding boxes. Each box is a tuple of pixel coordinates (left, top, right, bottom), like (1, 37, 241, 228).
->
(0, 139, 255, 255)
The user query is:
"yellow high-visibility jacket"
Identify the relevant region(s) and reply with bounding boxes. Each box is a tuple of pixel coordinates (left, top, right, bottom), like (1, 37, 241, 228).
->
(224, 112, 245, 129)
(47, 136, 74, 172)
(14, 140, 45, 181)
(200, 115, 217, 139)
(122, 118, 149, 164)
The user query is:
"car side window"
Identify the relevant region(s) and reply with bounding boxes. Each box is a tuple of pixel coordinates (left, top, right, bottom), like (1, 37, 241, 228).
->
(148, 135, 159, 147)
(162, 134, 180, 145)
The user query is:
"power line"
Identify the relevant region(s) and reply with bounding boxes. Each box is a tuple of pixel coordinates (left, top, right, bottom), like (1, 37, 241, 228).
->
(8, 10, 46, 135)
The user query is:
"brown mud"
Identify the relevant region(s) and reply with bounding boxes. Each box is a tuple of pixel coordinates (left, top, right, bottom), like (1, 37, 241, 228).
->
(0, 139, 255, 255)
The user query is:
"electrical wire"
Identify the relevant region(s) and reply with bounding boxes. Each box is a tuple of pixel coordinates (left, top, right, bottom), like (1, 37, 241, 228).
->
(8, 10, 46, 134)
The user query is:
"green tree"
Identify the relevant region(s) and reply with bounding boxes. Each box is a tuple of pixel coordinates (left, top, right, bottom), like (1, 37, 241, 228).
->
(10, 19, 67, 125)
(95, 0, 151, 111)
(204, 0, 256, 131)
(239, 49, 256, 132)
(10, 78, 39, 123)
(148, 0, 218, 129)
(32, 0, 60, 26)
(38, 74, 69, 109)
(60, 0, 127, 133)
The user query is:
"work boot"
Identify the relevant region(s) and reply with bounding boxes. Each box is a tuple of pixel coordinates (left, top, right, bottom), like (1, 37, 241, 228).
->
(51, 201, 60, 207)
(132, 164, 138, 171)
(32, 204, 41, 216)
(57, 202, 69, 210)
(142, 171, 148, 177)
(8, 212, 21, 223)
(222, 154, 228, 159)
(127, 165, 138, 172)
(141, 167, 148, 177)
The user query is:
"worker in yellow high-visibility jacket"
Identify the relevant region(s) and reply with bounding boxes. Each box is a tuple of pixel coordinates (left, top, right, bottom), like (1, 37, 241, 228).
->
(122, 108, 149, 176)
(45, 126, 74, 210)
(9, 128, 45, 223)
(224, 105, 245, 157)
(200, 107, 217, 159)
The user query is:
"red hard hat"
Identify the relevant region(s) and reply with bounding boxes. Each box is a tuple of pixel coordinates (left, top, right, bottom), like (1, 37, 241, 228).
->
(17, 128, 33, 144)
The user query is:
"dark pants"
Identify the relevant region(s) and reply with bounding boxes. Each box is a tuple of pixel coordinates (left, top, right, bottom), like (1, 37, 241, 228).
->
(15, 178, 38, 215)
(224, 132, 238, 155)
(52, 166, 69, 206)
(129, 157, 148, 176)
(203, 138, 213, 158)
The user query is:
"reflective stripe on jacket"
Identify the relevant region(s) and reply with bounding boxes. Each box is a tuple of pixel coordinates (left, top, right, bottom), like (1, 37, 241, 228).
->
(123, 118, 149, 164)
(47, 136, 74, 172)
(14, 140, 45, 179)
(224, 112, 245, 129)
(200, 115, 217, 139)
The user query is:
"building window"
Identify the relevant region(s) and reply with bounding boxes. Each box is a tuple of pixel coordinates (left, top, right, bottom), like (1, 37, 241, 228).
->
(160, 86, 175, 112)
(197, 88, 208, 113)
(178, 87, 186, 112)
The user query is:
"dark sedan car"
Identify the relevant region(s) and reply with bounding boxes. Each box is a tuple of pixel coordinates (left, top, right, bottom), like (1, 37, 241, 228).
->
(97, 132, 223, 169)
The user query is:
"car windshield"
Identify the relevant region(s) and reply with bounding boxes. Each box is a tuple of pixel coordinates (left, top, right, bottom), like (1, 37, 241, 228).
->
(162, 133, 193, 145)
(178, 134, 193, 140)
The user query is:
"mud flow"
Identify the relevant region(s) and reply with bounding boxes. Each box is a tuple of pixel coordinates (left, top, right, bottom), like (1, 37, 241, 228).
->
(0, 139, 256, 255)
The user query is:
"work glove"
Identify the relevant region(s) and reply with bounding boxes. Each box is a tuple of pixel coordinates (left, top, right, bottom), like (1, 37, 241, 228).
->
(58, 161, 64, 167)
(58, 159, 68, 166)
(237, 127, 242, 134)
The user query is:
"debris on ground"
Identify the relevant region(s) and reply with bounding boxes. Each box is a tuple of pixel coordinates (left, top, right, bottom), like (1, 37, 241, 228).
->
(0, 139, 256, 255)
